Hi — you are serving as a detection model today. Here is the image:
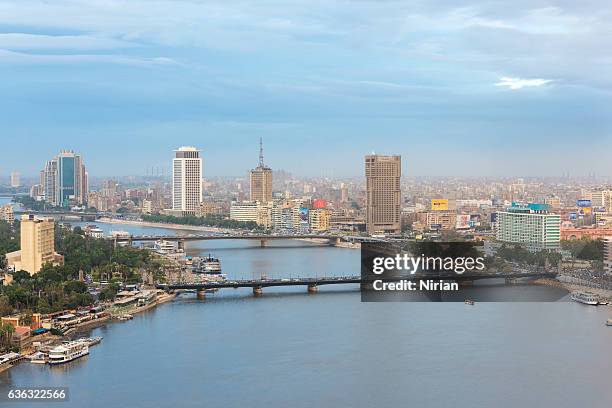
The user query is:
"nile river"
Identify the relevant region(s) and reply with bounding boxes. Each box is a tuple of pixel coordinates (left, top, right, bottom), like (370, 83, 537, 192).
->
(2, 220, 612, 407)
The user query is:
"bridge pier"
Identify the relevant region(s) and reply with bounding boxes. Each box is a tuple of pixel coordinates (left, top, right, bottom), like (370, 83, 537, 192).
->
(307, 284, 318, 294)
(197, 289, 206, 299)
(260, 240, 267, 248)
(253, 286, 263, 296)
(177, 240, 185, 252)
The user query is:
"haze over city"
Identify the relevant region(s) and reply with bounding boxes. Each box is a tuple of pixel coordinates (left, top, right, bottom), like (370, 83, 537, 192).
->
(1, 1, 612, 177)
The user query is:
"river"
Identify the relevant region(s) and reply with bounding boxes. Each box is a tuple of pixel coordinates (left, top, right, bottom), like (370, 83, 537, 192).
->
(2, 218, 612, 407)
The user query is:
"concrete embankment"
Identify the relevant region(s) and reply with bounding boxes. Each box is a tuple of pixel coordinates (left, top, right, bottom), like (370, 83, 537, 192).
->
(109, 292, 177, 318)
(534, 278, 612, 302)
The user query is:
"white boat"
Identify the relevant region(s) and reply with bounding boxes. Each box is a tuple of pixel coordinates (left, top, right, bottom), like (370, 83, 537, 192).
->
(48, 341, 89, 365)
(154, 240, 179, 255)
(193, 255, 222, 274)
(606, 319, 612, 327)
(571, 291, 599, 305)
(75, 337, 103, 347)
(29, 351, 47, 364)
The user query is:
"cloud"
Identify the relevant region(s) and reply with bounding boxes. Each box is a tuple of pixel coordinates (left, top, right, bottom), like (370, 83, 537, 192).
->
(0, 33, 138, 50)
(0, 49, 177, 66)
(495, 77, 554, 90)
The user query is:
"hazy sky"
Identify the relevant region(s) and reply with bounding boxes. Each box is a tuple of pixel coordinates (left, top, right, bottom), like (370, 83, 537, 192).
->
(1, 1, 611, 178)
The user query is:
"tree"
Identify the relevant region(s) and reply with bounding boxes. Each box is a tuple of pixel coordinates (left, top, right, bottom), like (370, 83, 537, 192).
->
(0, 323, 15, 351)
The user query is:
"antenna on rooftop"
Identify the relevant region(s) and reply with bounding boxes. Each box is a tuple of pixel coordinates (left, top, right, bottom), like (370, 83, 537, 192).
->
(259, 136, 265, 167)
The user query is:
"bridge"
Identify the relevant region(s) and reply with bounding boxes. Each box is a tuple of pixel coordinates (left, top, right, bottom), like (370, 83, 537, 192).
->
(158, 271, 558, 296)
(14, 209, 104, 221)
(111, 234, 380, 248)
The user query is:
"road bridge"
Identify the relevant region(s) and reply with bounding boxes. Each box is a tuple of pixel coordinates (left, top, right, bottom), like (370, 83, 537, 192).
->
(158, 271, 558, 296)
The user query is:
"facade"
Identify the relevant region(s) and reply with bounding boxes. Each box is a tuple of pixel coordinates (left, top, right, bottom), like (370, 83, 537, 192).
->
(42, 150, 87, 207)
(229, 201, 259, 223)
(365, 154, 401, 235)
(250, 138, 273, 204)
(424, 211, 457, 231)
(309, 208, 331, 232)
(172, 147, 203, 215)
(0, 204, 14, 224)
(5, 215, 64, 275)
(604, 237, 612, 275)
(581, 189, 612, 211)
(495, 203, 561, 251)
(43, 159, 57, 205)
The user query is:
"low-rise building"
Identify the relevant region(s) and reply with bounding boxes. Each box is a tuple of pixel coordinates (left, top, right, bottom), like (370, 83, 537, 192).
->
(0, 204, 15, 224)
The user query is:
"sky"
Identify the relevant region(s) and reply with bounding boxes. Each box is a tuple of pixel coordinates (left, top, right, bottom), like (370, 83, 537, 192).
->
(1, 0, 611, 178)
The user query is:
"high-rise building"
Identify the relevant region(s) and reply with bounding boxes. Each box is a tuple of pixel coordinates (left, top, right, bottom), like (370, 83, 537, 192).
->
(172, 146, 202, 215)
(365, 154, 401, 235)
(495, 203, 561, 252)
(42, 150, 87, 207)
(250, 137, 273, 204)
(5, 215, 64, 275)
(10, 171, 20, 188)
(604, 236, 612, 275)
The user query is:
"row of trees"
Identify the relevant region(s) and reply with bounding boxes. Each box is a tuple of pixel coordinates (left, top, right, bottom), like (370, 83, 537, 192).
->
(142, 214, 261, 230)
(561, 238, 604, 261)
(496, 244, 563, 267)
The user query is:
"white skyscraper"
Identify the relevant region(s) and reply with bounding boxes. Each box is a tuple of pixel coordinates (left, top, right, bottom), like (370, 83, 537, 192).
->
(172, 146, 203, 215)
(10, 171, 20, 188)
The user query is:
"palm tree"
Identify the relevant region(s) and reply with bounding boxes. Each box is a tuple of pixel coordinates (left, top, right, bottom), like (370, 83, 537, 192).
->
(0, 323, 15, 351)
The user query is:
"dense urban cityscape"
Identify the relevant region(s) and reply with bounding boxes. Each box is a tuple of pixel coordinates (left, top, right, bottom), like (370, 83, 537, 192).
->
(2, 148, 612, 405)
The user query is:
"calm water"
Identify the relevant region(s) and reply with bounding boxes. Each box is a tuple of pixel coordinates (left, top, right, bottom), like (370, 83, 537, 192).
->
(2, 220, 612, 407)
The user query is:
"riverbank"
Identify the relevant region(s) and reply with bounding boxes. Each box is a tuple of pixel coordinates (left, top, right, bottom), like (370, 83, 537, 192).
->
(108, 291, 176, 318)
(96, 217, 228, 233)
(534, 278, 612, 302)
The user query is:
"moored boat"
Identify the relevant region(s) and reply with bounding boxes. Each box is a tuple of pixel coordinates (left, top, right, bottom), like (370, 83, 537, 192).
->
(606, 319, 612, 327)
(48, 341, 89, 365)
(192, 255, 222, 274)
(571, 291, 599, 305)
(29, 351, 47, 364)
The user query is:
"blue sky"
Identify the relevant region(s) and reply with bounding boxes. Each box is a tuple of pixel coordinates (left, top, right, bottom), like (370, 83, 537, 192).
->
(1, 1, 611, 178)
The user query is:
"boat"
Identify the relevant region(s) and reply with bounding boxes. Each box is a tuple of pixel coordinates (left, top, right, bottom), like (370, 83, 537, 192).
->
(606, 319, 612, 327)
(464, 299, 475, 305)
(154, 240, 179, 255)
(117, 314, 133, 321)
(48, 341, 89, 365)
(192, 255, 222, 274)
(29, 351, 47, 364)
(571, 291, 599, 305)
(75, 337, 103, 347)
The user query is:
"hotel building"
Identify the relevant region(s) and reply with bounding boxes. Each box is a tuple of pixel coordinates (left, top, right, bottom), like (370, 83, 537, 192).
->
(495, 203, 561, 251)
(5, 215, 64, 275)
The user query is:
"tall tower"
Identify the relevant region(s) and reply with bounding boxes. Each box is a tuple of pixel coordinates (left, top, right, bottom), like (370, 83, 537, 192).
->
(365, 154, 401, 235)
(41, 150, 87, 207)
(172, 146, 203, 215)
(250, 137, 273, 203)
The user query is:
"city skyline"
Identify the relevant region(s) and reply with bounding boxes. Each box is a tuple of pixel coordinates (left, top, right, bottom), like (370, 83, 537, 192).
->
(1, 1, 612, 177)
